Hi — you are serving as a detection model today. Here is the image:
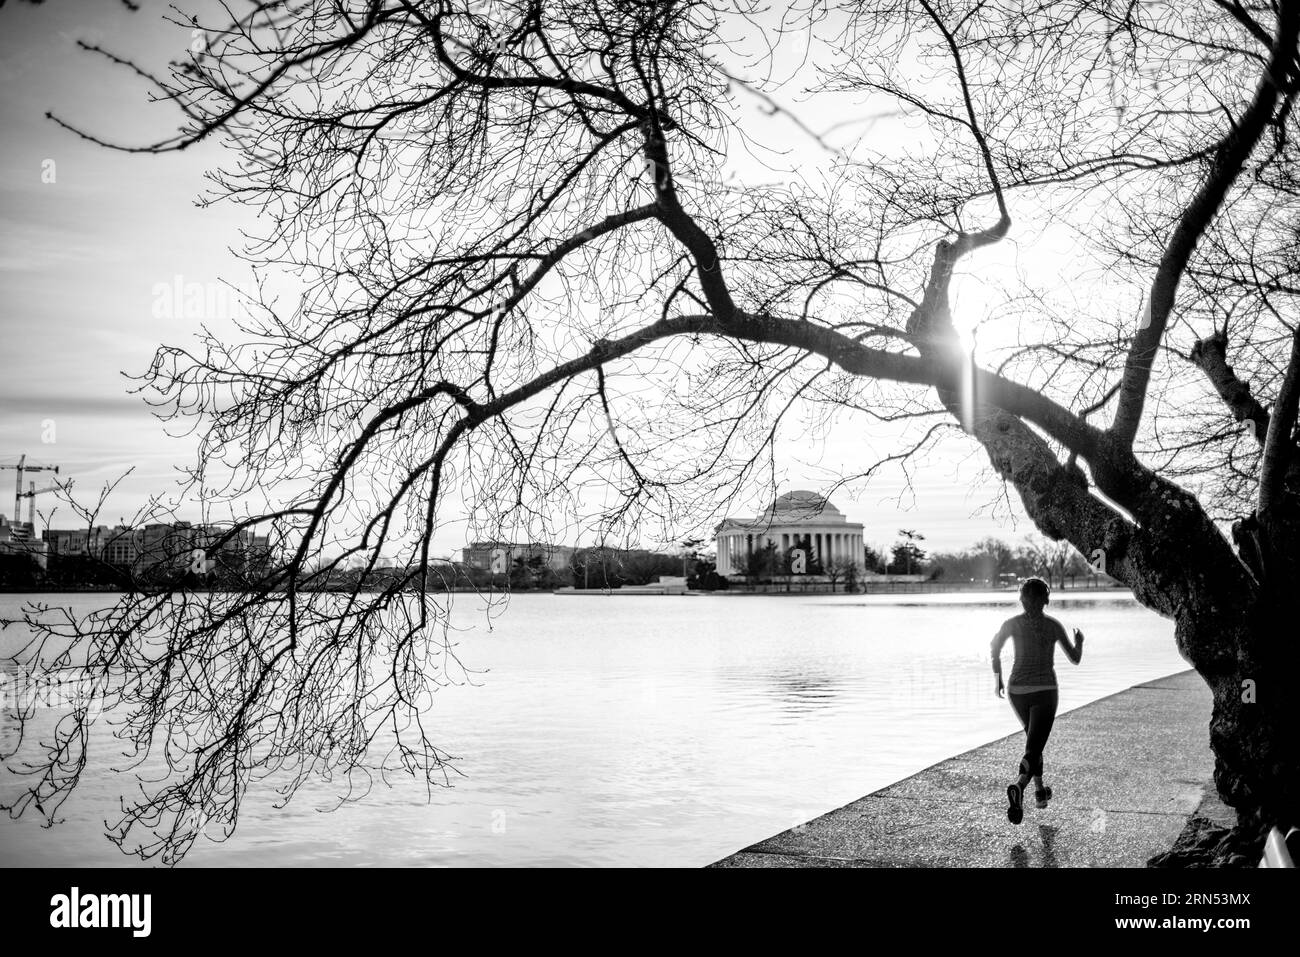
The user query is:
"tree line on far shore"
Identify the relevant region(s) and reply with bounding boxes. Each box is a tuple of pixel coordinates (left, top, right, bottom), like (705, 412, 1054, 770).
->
(884, 533, 1104, 589)
(739, 530, 1104, 591)
(0, 532, 1103, 593)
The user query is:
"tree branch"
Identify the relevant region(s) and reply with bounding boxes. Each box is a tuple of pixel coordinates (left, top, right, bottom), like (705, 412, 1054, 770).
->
(1111, 2, 1300, 445)
(1189, 330, 1272, 445)
(1260, 325, 1300, 518)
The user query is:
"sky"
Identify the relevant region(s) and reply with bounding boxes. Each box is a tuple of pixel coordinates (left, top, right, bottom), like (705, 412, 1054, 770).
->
(0, 0, 1059, 559)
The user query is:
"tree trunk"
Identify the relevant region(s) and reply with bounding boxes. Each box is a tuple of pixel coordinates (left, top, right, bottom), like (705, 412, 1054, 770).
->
(1202, 555, 1300, 838)
(933, 345, 1297, 862)
(888, 217, 1297, 859)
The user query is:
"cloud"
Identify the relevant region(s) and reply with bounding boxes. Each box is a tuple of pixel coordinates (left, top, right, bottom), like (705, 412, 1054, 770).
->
(0, 395, 150, 417)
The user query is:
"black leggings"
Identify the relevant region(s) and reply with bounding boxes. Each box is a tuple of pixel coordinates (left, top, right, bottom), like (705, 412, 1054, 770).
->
(1008, 689, 1058, 778)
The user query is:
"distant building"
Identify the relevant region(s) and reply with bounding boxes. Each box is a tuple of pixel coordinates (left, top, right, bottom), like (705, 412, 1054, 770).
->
(714, 490, 866, 578)
(183, 524, 272, 575)
(140, 523, 188, 569)
(460, 541, 575, 573)
(38, 519, 271, 577)
(0, 513, 49, 569)
(43, 524, 113, 558)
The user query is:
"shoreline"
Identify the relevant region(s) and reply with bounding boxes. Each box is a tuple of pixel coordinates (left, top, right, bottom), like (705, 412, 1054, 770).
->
(710, 668, 1213, 868)
(1, 584, 1133, 597)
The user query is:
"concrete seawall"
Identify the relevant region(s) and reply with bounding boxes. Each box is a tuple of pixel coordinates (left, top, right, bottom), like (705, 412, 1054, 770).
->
(711, 670, 1214, 868)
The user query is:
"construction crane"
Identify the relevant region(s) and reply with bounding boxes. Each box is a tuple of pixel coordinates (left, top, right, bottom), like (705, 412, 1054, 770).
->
(21, 479, 64, 529)
(0, 455, 60, 537)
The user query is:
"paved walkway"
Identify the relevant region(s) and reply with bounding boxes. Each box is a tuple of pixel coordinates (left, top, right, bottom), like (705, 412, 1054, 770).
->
(711, 670, 1214, 867)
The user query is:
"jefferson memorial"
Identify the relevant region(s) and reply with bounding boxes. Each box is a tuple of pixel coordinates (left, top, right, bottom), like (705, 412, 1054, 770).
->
(713, 490, 866, 577)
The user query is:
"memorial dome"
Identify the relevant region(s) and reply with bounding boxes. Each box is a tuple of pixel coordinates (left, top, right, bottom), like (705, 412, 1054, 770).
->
(768, 490, 842, 517)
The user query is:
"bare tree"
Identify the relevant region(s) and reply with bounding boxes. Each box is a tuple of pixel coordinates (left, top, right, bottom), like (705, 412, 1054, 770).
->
(679, 537, 705, 577)
(1020, 534, 1076, 589)
(825, 557, 858, 592)
(6, 0, 1300, 863)
(894, 529, 927, 576)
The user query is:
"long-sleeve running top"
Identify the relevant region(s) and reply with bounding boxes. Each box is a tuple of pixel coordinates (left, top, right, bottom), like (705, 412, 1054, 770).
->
(991, 613, 1072, 693)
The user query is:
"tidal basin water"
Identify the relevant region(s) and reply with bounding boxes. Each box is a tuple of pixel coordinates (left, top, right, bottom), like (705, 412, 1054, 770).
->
(0, 590, 1188, 867)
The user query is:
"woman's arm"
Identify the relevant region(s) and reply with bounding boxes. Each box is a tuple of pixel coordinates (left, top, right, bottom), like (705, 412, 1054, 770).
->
(1057, 624, 1083, 664)
(991, 623, 1010, 697)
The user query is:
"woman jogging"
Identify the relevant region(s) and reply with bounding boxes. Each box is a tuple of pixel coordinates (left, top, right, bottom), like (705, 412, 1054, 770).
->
(990, 577, 1084, 825)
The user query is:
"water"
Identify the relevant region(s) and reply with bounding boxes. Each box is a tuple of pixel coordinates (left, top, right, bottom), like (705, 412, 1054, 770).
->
(0, 590, 1189, 867)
